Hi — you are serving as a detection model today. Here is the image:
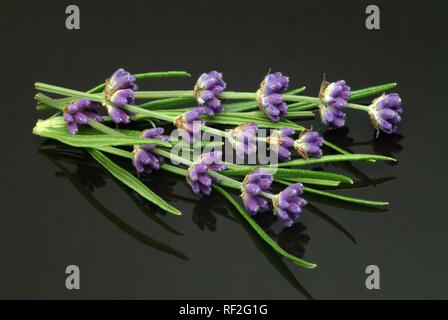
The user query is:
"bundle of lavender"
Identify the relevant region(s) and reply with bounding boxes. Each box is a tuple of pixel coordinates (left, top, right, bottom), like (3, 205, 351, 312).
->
(33, 69, 402, 269)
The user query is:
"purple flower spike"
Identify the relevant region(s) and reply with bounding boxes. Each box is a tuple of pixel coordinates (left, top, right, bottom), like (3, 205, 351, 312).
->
(174, 107, 207, 143)
(241, 169, 274, 215)
(194, 71, 226, 116)
(268, 128, 295, 161)
(319, 80, 351, 128)
(132, 127, 168, 175)
(187, 151, 227, 196)
(294, 130, 324, 159)
(273, 183, 307, 227)
(63, 99, 103, 135)
(104, 68, 137, 123)
(259, 72, 289, 95)
(369, 93, 403, 134)
(228, 122, 258, 155)
(257, 72, 289, 122)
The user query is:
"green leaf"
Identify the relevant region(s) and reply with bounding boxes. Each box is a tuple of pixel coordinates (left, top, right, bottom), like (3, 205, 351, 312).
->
(350, 83, 397, 101)
(275, 154, 396, 167)
(225, 154, 395, 172)
(86, 71, 191, 94)
(285, 111, 315, 118)
(135, 71, 191, 79)
(206, 116, 304, 130)
(303, 186, 389, 206)
(288, 102, 317, 111)
(285, 86, 307, 95)
(213, 185, 317, 269)
(223, 101, 258, 112)
(225, 167, 353, 184)
(87, 149, 182, 215)
(33, 125, 171, 149)
(276, 178, 341, 187)
(323, 140, 352, 156)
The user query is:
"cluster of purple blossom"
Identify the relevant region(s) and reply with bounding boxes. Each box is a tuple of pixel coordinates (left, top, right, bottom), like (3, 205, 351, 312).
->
(62, 68, 403, 137)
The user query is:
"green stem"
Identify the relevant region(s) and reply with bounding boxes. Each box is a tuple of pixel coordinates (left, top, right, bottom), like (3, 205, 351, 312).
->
(86, 71, 191, 94)
(200, 125, 229, 138)
(34, 93, 65, 111)
(219, 92, 257, 100)
(282, 95, 320, 103)
(122, 104, 175, 122)
(345, 102, 371, 112)
(35, 82, 103, 102)
(134, 90, 194, 99)
(87, 119, 124, 136)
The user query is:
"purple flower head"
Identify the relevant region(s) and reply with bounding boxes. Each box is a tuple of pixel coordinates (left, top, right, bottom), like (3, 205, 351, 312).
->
(368, 93, 403, 134)
(132, 148, 164, 175)
(273, 183, 307, 227)
(241, 169, 274, 215)
(104, 68, 137, 124)
(257, 72, 289, 122)
(194, 71, 226, 116)
(259, 72, 289, 95)
(174, 107, 207, 143)
(187, 151, 227, 196)
(63, 99, 103, 135)
(258, 94, 288, 122)
(319, 80, 351, 128)
(268, 128, 295, 161)
(293, 130, 324, 159)
(132, 127, 168, 174)
(228, 122, 258, 155)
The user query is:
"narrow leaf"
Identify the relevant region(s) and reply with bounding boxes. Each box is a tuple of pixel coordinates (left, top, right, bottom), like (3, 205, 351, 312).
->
(303, 186, 389, 206)
(276, 178, 341, 187)
(88, 149, 182, 215)
(350, 83, 397, 101)
(225, 167, 353, 184)
(33, 126, 171, 149)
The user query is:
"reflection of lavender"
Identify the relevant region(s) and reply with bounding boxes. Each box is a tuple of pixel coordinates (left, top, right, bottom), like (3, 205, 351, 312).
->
(323, 127, 353, 150)
(76, 164, 106, 192)
(192, 192, 235, 231)
(192, 205, 217, 231)
(372, 133, 403, 164)
(278, 223, 310, 258)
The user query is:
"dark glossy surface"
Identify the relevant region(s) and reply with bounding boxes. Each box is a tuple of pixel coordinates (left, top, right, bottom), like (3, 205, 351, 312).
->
(0, 0, 446, 299)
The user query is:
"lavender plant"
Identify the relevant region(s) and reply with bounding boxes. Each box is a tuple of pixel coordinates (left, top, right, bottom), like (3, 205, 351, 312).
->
(32, 68, 403, 269)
